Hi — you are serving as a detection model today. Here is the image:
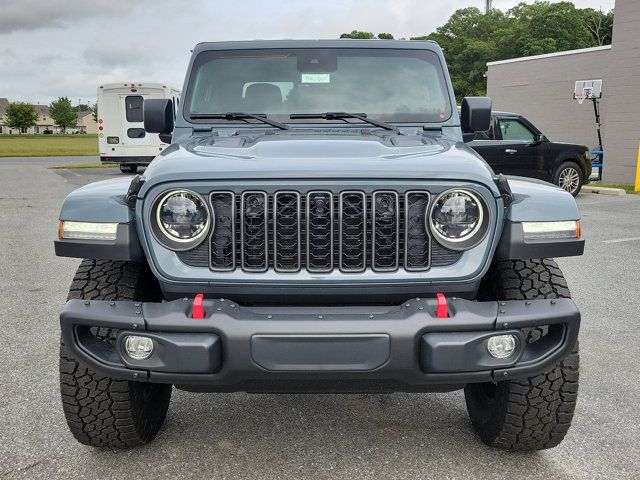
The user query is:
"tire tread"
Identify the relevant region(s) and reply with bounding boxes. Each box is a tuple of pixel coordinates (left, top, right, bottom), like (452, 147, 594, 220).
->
(60, 259, 170, 448)
(466, 259, 579, 451)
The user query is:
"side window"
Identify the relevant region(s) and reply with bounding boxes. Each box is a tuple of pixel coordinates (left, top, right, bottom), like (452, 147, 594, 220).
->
(125, 95, 144, 123)
(498, 119, 535, 142)
(127, 128, 146, 139)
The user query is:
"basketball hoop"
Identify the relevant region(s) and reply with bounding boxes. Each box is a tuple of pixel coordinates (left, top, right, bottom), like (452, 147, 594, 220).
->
(573, 79, 604, 180)
(574, 79, 602, 105)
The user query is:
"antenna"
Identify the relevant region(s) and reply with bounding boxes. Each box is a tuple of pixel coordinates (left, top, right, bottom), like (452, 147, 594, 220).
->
(485, 0, 492, 14)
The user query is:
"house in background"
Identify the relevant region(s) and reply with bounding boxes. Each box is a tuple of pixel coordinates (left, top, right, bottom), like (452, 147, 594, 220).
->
(0, 98, 97, 134)
(0, 97, 9, 134)
(33, 105, 56, 134)
(69, 111, 99, 134)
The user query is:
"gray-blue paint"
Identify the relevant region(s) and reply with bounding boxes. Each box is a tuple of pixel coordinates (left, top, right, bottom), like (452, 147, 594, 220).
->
(59, 177, 133, 223)
(505, 177, 581, 222)
(137, 133, 499, 197)
(135, 181, 502, 287)
(57, 39, 582, 280)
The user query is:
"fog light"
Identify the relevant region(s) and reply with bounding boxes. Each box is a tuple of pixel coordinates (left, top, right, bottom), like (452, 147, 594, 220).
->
(124, 336, 154, 360)
(487, 335, 517, 359)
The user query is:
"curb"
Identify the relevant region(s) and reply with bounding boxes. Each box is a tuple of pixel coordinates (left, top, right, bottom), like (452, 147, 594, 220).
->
(582, 185, 627, 196)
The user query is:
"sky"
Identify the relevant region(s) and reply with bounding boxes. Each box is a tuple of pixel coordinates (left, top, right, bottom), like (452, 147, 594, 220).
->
(0, 0, 616, 106)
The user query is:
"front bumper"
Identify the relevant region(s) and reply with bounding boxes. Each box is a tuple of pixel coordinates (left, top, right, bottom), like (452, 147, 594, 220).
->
(60, 297, 580, 393)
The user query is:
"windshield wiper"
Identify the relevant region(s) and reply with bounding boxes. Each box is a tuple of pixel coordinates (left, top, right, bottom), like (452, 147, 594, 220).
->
(190, 112, 290, 130)
(289, 112, 399, 133)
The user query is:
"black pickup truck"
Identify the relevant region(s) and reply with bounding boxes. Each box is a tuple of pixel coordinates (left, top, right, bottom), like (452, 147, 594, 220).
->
(467, 112, 592, 196)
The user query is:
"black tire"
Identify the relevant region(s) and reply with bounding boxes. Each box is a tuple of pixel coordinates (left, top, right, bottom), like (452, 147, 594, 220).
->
(120, 164, 138, 174)
(554, 161, 583, 196)
(59, 259, 172, 448)
(465, 259, 579, 451)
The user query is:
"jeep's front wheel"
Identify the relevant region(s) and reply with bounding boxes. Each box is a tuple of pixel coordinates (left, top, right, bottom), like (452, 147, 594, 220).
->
(59, 259, 172, 448)
(465, 259, 579, 450)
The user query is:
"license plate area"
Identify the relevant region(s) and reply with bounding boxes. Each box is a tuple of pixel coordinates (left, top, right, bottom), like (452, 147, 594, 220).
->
(250, 334, 390, 371)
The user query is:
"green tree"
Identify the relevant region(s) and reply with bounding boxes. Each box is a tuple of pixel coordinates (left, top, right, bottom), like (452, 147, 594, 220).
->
(90, 103, 98, 123)
(505, 1, 595, 56)
(49, 97, 77, 134)
(412, 8, 511, 100)
(5, 102, 38, 134)
(73, 103, 91, 112)
(340, 31, 395, 40)
(582, 8, 614, 46)
(340, 30, 375, 39)
(410, 1, 614, 100)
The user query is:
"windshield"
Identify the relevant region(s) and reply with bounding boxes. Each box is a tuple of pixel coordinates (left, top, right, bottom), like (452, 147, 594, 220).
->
(184, 48, 452, 124)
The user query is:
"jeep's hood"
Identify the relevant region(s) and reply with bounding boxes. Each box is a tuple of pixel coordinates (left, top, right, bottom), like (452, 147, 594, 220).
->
(141, 131, 499, 195)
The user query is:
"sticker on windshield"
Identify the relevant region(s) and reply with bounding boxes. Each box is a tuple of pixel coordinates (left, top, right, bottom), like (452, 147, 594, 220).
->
(301, 73, 331, 84)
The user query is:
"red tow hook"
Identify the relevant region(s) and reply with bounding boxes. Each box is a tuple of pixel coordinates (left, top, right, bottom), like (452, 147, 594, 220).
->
(192, 293, 205, 319)
(435, 293, 449, 318)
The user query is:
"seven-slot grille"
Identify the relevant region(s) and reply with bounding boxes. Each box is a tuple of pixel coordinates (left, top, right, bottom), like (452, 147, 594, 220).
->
(198, 190, 459, 273)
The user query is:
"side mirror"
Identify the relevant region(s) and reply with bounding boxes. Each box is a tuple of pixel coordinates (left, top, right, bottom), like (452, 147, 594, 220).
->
(461, 97, 492, 133)
(530, 133, 547, 146)
(144, 98, 174, 144)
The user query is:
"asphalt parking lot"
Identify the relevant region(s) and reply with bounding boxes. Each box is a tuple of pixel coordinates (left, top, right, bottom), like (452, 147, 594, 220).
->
(1, 156, 638, 480)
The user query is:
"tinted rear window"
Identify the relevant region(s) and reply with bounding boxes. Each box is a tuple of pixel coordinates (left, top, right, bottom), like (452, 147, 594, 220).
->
(127, 128, 146, 138)
(125, 96, 144, 123)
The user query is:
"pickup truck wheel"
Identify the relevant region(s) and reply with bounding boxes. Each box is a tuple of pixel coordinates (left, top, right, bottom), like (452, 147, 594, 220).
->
(465, 259, 579, 450)
(59, 259, 171, 448)
(554, 162, 583, 196)
(119, 164, 138, 174)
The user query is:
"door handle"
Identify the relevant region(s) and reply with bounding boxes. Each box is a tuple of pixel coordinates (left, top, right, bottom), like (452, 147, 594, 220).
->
(505, 149, 518, 154)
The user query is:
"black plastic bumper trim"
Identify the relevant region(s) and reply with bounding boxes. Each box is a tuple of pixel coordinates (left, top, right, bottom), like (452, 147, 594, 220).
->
(100, 156, 155, 165)
(421, 330, 526, 373)
(251, 334, 390, 371)
(59, 297, 580, 391)
(115, 331, 221, 373)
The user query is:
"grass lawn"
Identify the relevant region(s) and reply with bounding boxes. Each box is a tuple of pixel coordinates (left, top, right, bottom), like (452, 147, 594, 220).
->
(0, 134, 99, 157)
(49, 162, 117, 169)
(590, 183, 639, 194)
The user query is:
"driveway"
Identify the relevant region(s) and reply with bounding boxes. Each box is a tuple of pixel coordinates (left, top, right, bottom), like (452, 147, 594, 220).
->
(0, 157, 638, 479)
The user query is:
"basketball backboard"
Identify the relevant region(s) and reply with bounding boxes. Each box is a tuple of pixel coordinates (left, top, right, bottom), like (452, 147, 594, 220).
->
(574, 79, 603, 104)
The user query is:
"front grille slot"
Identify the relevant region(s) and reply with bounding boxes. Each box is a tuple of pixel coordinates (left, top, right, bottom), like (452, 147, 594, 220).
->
(404, 191, 431, 271)
(372, 191, 400, 271)
(273, 191, 301, 272)
(209, 192, 235, 271)
(240, 191, 268, 272)
(196, 189, 462, 273)
(306, 191, 334, 272)
(339, 191, 367, 272)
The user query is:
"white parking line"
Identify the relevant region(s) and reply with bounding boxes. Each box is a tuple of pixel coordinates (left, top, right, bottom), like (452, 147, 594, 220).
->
(63, 169, 81, 177)
(603, 237, 640, 244)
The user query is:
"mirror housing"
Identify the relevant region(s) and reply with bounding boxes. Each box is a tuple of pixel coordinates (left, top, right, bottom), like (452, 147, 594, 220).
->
(461, 97, 492, 133)
(144, 98, 174, 144)
(529, 133, 547, 146)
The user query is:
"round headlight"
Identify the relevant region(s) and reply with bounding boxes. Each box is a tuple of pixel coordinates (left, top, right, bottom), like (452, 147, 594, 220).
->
(153, 190, 211, 250)
(428, 189, 488, 250)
